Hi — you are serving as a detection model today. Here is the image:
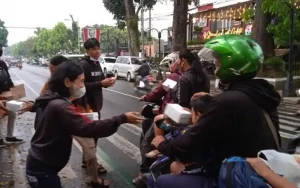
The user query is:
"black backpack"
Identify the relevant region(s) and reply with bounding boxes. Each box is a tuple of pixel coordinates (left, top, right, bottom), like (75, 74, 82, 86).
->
(0, 65, 13, 93)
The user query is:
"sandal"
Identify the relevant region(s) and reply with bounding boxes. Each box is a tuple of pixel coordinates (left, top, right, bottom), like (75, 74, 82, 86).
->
(82, 163, 107, 174)
(88, 178, 109, 188)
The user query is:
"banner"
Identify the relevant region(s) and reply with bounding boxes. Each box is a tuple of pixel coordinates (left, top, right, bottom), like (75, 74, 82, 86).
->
(83, 27, 101, 42)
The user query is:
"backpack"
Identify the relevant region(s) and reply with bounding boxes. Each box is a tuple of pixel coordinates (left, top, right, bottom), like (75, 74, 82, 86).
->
(0, 65, 13, 93)
(219, 157, 269, 188)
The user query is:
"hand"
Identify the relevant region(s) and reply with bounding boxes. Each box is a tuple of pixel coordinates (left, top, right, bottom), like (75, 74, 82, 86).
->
(19, 101, 34, 114)
(247, 158, 271, 177)
(152, 135, 165, 148)
(139, 95, 146, 101)
(191, 92, 212, 100)
(125, 112, 145, 124)
(0, 100, 8, 112)
(101, 78, 115, 87)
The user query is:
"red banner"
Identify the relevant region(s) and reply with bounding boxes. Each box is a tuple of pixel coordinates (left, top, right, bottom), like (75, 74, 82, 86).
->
(83, 27, 101, 42)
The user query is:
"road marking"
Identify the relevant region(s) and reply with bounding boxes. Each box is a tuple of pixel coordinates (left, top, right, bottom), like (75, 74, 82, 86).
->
(106, 133, 142, 164)
(122, 123, 142, 136)
(104, 88, 140, 100)
(14, 73, 40, 97)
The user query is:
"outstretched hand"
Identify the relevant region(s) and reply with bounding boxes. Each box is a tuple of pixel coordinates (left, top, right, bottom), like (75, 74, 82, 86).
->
(125, 112, 145, 124)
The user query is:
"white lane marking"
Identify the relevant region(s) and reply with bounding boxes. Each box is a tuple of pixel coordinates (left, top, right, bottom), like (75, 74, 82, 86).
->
(122, 123, 142, 136)
(72, 139, 112, 172)
(30, 128, 77, 179)
(106, 133, 142, 164)
(14, 73, 40, 97)
(104, 88, 140, 100)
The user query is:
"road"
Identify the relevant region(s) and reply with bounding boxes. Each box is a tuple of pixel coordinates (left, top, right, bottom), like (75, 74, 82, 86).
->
(1, 64, 299, 187)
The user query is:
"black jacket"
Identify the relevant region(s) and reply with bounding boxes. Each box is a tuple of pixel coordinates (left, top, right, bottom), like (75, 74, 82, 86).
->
(174, 69, 210, 108)
(136, 63, 150, 77)
(27, 91, 127, 173)
(81, 56, 106, 112)
(158, 79, 281, 178)
(0, 60, 13, 92)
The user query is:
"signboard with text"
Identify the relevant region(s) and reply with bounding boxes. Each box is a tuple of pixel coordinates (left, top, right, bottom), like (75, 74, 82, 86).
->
(83, 27, 101, 42)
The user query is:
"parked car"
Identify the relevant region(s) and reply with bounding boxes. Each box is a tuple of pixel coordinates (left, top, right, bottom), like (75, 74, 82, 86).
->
(63, 54, 85, 63)
(113, 56, 147, 82)
(99, 57, 117, 77)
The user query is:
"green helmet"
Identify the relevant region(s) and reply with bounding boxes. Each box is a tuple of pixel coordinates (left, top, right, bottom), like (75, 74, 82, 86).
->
(198, 34, 264, 82)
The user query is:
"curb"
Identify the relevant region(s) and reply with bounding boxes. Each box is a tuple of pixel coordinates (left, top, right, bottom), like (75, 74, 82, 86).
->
(282, 97, 300, 105)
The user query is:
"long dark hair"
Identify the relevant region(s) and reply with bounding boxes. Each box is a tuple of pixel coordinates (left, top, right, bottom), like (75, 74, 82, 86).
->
(48, 60, 84, 98)
(179, 49, 210, 90)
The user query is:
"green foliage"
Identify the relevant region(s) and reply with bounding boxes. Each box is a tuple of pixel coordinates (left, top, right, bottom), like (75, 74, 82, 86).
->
(264, 56, 286, 72)
(259, 56, 286, 78)
(0, 20, 8, 46)
(241, 8, 254, 21)
(262, 0, 300, 47)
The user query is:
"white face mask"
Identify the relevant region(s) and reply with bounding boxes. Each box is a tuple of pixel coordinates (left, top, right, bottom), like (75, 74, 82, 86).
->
(90, 57, 98, 62)
(71, 83, 86, 99)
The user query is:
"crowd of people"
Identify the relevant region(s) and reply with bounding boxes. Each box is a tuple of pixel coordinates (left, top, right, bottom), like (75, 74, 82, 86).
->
(0, 35, 298, 188)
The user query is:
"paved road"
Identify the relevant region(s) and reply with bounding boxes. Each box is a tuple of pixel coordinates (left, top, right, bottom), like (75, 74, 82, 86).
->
(0, 64, 299, 187)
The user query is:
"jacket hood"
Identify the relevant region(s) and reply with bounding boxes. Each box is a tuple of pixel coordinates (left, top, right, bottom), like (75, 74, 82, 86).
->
(33, 91, 66, 111)
(228, 79, 281, 111)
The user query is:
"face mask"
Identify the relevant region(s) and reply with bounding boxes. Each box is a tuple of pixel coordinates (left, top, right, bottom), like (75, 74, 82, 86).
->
(71, 83, 86, 99)
(90, 57, 98, 62)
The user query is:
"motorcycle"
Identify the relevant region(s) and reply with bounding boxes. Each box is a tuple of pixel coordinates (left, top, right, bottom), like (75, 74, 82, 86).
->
(18, 64, 22, 70)
(135, 74, 154, 93)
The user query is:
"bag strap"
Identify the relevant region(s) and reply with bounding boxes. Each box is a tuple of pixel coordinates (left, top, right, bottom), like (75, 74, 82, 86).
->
(262, 110, 280, 149)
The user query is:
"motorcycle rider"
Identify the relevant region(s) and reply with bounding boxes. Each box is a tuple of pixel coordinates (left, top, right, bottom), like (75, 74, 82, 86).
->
(18, 58, 22, 69)
(152, 34, 281, 187)
(134, 60, 151, 90)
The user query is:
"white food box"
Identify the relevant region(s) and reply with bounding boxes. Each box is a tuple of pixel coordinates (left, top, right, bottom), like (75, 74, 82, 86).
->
(162, 78, 177, 91)
(6, 100, 26, 112)
(81, 112, 99, 121)
(163, 103, 191, 124)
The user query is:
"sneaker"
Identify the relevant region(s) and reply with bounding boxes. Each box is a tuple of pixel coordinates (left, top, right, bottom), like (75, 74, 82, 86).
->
(0, 139, 6, 148)
(5, 137, 25, 144)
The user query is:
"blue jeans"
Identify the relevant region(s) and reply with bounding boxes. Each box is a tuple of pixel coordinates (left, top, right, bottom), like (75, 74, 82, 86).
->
(26, 171, 62, 188)
(156, 174, 218, 188)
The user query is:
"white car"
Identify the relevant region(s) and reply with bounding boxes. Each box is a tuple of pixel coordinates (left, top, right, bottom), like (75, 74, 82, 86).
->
(113, 56, 146, 82)
(63, 54, 85, 63)
(99, 57, 116, 77)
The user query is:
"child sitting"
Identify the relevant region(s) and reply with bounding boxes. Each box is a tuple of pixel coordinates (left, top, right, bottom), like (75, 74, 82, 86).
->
(146, 95, 213, 165)
(169, 94, 213, 174)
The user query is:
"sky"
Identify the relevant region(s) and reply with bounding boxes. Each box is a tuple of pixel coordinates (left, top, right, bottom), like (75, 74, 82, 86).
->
(0, 0, 178, 45)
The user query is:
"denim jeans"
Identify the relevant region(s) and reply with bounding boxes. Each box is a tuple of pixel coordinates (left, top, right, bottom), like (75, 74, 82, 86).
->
(156, 174, 218, 188)
(26, 171, 62, 188)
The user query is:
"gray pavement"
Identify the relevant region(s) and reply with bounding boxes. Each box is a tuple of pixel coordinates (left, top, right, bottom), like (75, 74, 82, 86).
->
(0, 64, 299, 187)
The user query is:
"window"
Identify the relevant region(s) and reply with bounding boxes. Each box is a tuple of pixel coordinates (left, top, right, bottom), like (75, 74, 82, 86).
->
(216, 20, 223, 30)
(210, 20, 217, 32)
(104, 58, 116, 63)
(119, 57, 127, 64)
(131, 58, 143, 65)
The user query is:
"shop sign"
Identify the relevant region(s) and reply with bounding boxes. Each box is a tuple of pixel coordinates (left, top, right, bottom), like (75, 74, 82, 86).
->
(245, 25, 253, 35)
(204, 27, 244, 39)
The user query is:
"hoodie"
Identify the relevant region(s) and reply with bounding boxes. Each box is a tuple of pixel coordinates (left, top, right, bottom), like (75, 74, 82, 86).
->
(27, 91, 127, 173)
(80, 56, 106, 112)
(158, 79, 281, 178)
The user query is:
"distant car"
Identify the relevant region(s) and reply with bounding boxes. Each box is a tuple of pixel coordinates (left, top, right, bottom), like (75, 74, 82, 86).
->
(99, 57, 116, 77)
(9, 60, 18, 67)
(113, 56, 147, 82)
(63, 54, 85, 63)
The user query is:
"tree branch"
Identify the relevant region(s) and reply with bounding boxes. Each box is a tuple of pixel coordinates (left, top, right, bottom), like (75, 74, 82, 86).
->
(136, 5, 142, 15)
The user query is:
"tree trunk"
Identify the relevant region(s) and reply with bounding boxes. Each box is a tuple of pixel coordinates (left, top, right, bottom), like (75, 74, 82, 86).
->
(172, 0, 188, 51)
(252, 0, 275, 58)
(124, 0, 140, 56)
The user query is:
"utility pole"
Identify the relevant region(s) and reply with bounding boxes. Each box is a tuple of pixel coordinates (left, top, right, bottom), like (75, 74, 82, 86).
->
(140, 0, 144, 54)
(149, 8, 152, 58)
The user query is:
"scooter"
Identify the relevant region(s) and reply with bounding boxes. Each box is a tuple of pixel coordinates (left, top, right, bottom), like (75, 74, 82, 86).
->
(135, 74, 153, 93)
(18, 64, 22, 70)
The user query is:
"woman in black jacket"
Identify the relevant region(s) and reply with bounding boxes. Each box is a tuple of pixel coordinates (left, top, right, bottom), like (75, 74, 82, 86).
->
(174, 49, 210, 108)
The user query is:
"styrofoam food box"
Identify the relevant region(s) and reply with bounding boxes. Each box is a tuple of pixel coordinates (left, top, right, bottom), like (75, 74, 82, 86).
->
(6, 100, 26, 112)
(81, 112, 99, 121)
(163, 103, 191, 124)
(162, 78, 177, 91)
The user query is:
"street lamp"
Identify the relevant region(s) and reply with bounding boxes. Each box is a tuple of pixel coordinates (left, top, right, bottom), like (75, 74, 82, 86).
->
(148, 28, 170, 60)
(64, 18, 81, 53)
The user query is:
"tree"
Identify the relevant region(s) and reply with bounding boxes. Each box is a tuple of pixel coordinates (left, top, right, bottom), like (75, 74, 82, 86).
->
(262, 0, 300, 48)
(12, 37, 37, 57)
(171, 0, 199, 51)
(103, 0, 160, 55)
(0, 20, 8, 46)
(252, 0, 275, 58)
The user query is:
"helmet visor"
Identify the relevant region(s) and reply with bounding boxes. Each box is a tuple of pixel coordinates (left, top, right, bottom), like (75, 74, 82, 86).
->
(198, 47, 219, 62)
